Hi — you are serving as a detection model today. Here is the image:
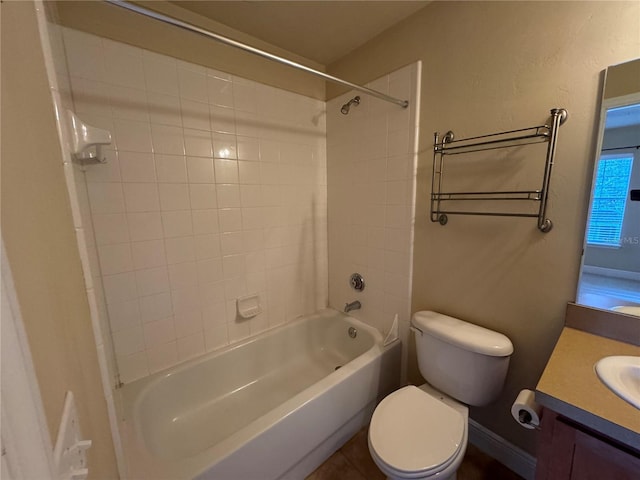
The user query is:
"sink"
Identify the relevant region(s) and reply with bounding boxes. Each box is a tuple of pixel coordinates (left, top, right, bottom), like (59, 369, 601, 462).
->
(595, 356, 640, 410)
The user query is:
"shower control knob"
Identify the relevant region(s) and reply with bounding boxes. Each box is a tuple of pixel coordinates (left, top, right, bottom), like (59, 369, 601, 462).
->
(349, 273, 365, 291)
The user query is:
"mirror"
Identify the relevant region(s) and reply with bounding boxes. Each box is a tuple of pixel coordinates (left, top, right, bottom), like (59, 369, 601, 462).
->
(576, 58, 640, 315)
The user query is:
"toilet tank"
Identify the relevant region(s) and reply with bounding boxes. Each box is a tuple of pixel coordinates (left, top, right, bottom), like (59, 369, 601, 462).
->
(412, 311, 513, 406)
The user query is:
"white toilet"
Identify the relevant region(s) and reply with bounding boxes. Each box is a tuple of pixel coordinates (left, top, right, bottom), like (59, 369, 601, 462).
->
(368, 311, 514, 480)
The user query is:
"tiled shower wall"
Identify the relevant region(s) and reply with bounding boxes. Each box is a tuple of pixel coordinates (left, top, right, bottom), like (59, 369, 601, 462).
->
(61, 27, 328, 383)
(327, 63, 420, 379)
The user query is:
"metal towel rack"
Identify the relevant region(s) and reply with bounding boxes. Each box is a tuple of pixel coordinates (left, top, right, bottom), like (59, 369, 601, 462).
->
(431, 108, 568, 233)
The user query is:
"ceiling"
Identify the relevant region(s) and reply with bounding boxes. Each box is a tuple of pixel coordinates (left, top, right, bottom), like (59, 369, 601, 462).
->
(168, 1, 430, 65)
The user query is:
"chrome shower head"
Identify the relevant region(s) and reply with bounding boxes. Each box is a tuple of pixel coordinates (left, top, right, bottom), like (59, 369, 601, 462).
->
(340, 96, 360, 115)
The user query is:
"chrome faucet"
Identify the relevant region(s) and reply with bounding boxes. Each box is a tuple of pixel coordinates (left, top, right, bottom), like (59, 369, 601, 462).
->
(344, 300, 361, 313)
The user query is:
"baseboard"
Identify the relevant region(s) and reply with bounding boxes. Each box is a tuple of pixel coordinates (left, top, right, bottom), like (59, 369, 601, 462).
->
(582, 265, 640, 281)
(468, 419, 537, 480)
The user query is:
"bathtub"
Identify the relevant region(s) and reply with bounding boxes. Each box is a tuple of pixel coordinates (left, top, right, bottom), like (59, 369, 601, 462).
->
(119, 309, 401, 479)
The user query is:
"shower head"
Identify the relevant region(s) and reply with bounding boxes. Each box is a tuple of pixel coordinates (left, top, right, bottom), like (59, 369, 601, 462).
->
(340, 96, 360, 115)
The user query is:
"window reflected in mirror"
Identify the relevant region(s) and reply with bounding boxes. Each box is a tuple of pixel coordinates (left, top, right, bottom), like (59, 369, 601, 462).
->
(578, 95, 640, 314)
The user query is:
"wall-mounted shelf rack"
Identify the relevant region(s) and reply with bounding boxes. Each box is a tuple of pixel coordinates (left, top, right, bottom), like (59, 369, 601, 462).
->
(431, 108, 568, 233)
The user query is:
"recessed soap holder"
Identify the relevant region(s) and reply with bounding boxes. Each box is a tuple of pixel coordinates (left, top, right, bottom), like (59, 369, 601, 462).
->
(67, 110, 112, 163)
(237, 293, 262, 319)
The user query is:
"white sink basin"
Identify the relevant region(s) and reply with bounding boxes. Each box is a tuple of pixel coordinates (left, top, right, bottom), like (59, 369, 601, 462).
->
(595, 356, 640, 410)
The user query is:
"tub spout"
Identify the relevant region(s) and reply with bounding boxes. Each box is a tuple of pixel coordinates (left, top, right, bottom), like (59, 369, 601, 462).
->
(344, 300, 361, 313)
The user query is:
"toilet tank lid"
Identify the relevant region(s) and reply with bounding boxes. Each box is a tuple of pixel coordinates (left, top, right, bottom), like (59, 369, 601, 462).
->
(412, 311, 513, 357)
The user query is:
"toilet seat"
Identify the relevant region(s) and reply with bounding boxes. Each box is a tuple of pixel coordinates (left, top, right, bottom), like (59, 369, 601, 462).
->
(369, 386, 466, 478)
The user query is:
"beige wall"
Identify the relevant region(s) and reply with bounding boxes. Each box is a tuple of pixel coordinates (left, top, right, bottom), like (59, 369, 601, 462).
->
(1, 2, 119, 478)
(327, 1, 640, 454)
(54, 0, 326, 101)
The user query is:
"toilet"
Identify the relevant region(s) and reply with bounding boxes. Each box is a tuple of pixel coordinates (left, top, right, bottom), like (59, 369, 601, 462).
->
(368, 311, 513, 480)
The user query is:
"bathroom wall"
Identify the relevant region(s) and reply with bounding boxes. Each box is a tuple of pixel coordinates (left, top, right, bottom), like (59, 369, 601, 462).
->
(61, 27, 327, 383)
(326, 0, 640, 454)
(326, 63, 420, 379)
(1, 1, 119, 477)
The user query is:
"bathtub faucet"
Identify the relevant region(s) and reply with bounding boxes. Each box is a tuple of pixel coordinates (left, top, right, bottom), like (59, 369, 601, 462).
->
(344, 300, 361, 313)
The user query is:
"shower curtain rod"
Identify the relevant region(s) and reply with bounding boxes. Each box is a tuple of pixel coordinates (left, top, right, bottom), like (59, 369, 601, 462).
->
(104, 0, 410, 109)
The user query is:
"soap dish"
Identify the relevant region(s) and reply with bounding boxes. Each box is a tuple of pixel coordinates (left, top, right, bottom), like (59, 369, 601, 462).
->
(237, 294, 262, 319)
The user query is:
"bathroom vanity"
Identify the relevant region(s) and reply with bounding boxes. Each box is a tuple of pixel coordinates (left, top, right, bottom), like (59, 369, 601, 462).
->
(534, 304, 640, 479)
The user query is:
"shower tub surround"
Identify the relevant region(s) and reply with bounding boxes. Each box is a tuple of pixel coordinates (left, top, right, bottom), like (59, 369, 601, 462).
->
(120, 309, 401, 479)
(60, 27, 328, 384)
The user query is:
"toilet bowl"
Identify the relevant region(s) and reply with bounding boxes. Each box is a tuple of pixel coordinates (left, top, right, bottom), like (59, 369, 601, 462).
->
(368, 311, 513, 480)
(368, 384, 468, 480)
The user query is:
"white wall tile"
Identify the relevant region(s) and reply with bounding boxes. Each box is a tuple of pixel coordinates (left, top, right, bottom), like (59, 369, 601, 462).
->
(98, 244, 133, 275)
(143, 53, 179, 96)
(214, 158, 238, 184)
(182, 100, 210, 132)
(148, 92, 182, 127)
(103, 40, 145, 89)
(174, 310, 202, 338)
(178, 68, 208, 103)
(64, 30, 329, 383)
(204, 324, 228, 351)
(210, 105, 236, 134)
(221, 232, 244, 256)
(109, 84, 148, 122)
(103, 272, 138, 304)
(112, 325, 144, 356)
(127, 212, 163, 241)
(177, 333, 205, 361)
(63, 28, 105, 81)
(120, 152, 156, 183)
(151, 124, 185, 155)
(143, 317, 176, 347)
(187, 157, 215, 184)
(107, 299, 141, 333)
(164, 236, 196, 264)
(161, 211, 193, 237)
(140, 292, 173, 323)
(208, 76, 233, 107)
(114, 119, 153, 153)
(135, 266, 170, 296)
(158, 183, 190, 211)
(123, 183, 160, 212)
(212, 133, 237, 159)
(156, 154, 188, 183)
(147, 341, 178, 373)
(118, 351, 148, 383)
(184, 128, 213, 157)
(131, 240, 166, 270)
(93, 213, 130, 245)
(192, 209, 220, 235)
(168, 262, 198, 290)
(88, 183, 125, 214)
(171, 288, 201, 314)
(200, 282, 226, 310)
(194, 234, 221, 260)
(197, 258, 224, 284)
(218, 208, 242, 233)
(71, 76, 112, 117)
(189, 184, 217, 209)
(216, 184, 241, 208)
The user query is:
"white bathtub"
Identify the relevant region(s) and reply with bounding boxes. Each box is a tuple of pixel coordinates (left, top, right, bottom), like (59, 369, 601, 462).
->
(119, 309, 401, 479)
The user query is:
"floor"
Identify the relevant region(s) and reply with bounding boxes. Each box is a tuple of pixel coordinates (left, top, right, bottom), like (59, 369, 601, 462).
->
(306, 427, 524, 480)
(577, 271, 640, 309)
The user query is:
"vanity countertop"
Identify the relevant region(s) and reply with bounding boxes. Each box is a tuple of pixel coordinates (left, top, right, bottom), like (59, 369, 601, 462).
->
(536, 326, 640, 450)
